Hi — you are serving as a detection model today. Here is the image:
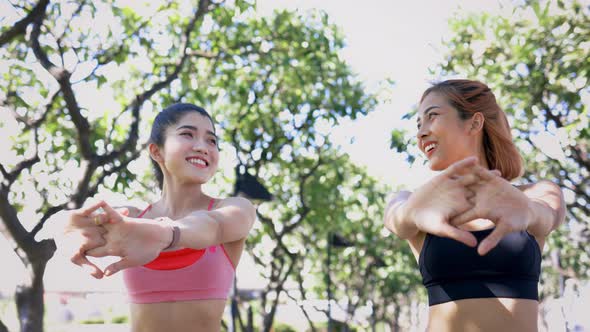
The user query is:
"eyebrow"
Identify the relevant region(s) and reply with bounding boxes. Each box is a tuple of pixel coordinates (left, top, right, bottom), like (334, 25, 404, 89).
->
(176, 125, 217, 138)
(416, 105, 441, 123)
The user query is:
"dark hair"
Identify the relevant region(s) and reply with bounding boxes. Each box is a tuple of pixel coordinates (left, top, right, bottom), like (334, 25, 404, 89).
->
(421, 79, 523, 180)
(149, 103, 215, 189)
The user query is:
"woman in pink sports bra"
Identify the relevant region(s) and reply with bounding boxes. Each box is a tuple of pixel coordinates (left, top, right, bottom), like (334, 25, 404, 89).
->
(57, 103, 256, 332)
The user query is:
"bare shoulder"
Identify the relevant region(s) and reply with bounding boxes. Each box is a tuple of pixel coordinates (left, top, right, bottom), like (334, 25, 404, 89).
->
(213, 197, 256, 216)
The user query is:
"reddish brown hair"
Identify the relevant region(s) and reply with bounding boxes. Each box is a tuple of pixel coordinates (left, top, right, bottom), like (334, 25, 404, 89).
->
(421, 79, 523, 180)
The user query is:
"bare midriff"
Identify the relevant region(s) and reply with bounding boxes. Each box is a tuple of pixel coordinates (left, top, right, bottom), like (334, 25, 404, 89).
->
(129, 299, 227, 332)
(426, 297, 539, 332)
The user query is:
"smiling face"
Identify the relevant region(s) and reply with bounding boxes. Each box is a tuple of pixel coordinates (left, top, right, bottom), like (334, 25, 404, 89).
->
(151, 112, 219, 186)
(416, 92, 481, 171)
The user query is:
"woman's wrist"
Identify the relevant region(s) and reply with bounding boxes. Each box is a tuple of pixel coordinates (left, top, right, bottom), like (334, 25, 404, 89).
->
(162, 225, 180, 250)
(393, 197, 419, 238)
(152, 217, 177, 251)
(525, 199, 553, 237)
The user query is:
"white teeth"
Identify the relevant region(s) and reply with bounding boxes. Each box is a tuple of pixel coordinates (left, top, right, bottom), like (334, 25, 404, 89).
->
(188, 158, 206, 166)
(425, 143, 437, 153)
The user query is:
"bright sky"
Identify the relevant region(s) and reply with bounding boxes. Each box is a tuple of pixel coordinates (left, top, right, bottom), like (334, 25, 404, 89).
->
(2, 0, 562, 295)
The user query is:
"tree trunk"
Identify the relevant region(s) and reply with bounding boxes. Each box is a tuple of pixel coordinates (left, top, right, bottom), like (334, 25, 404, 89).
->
(13, 242, 54, 332)
(262, 288, 285, 332)
(391, 304, 400, 332)
(0, 320, 9, 332)
(15, 260, 49, 332)
(262, 300, 278, 332)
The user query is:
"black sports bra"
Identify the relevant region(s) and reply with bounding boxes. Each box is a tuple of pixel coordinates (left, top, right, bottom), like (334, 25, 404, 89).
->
(419, 228, 542, 306)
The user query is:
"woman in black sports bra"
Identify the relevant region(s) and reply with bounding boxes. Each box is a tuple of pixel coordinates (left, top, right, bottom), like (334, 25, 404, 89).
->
(384, 79, 565, 332)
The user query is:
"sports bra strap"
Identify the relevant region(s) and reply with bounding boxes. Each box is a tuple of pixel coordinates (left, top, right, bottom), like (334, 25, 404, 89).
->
(137, 205, 151, 218)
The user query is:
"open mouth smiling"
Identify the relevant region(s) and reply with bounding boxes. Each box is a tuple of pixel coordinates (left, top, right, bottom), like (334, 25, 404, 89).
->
(186, 156, 209, 168)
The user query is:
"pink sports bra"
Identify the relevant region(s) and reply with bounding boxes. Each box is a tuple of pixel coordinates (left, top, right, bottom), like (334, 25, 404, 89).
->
(122, 199, 236, 303)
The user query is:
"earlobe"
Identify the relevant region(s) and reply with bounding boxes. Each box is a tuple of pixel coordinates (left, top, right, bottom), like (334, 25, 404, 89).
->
(149, 143, 162, 163)
(470, 113, 485, 133)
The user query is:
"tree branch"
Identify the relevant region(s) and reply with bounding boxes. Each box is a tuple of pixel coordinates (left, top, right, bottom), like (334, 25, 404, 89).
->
(70, 160, 97, 207)
(570, 200, 590, 219)
(282, 153, 323, 234)
(30, 8, 94, 159)
(264, 254, 297, 331)
(186, 49, 218, 58)
(571, 144, 590, 172)
(4, 90, 59, 131)
(288, 264, 318, 332)
(56, 0, 86, 42)
(100, 0, 213, 166)
(0, 0, 50, 47)
(30, 203, 68, 238)
(256, 210, 279, 239)
(0, 164, 9, 181)
(88, 148, 143, 197)
(81, 3, 170, 84)
(0, 189, 29, 253)
(0, 155, 40, 191)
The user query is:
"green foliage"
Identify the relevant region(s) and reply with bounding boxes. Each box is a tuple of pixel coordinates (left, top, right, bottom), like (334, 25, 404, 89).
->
(111, 315, 128, 324)
(313, 321, 359, 332)
(273, 322, 298, 332)
(80, 318, 104, 324)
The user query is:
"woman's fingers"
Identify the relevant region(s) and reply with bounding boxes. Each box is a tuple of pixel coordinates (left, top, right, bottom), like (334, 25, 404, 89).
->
(450, 208, 480, 227)
(118, 207, 130, 217)
(104, 258, 134, 277)
(443, 156, 478, 179)
(81, 228, 107, 244)
(477, 224, 510, 256)
(64, 226, 108, 278)
(70, 252, 104, 279)
(76, 200, 105, 217)
(90, 207, 128, 226)
(86, 245, 118, 258)
(456, 173, 480, 187)
(471, 166, 500, 182)
(437, 223, 478, 247)
(100, 203, 125, 224)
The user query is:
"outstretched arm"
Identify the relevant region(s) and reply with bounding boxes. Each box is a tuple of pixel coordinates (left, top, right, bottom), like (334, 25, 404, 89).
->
(86, 197, 256, 275)
(520, 180, 566, 238)
(171, 197, 256, 249)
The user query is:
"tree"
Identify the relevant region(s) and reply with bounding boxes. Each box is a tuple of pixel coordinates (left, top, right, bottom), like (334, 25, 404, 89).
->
(304, 162, 419, 332)
(392, 0, 589, 295)
(252, 151, 420, 332)
(0, 1, 377, 331)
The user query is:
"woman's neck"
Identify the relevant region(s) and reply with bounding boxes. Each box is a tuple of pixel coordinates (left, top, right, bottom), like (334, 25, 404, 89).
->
(474, 145, 490, 170)
(477, 154, 490, 170)
(155, 181, 209, 219)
